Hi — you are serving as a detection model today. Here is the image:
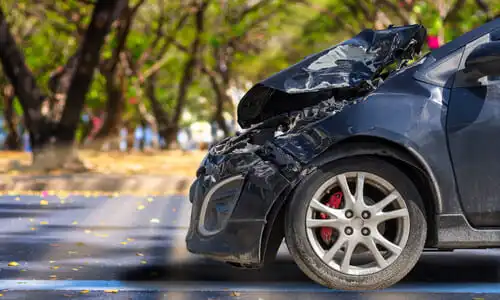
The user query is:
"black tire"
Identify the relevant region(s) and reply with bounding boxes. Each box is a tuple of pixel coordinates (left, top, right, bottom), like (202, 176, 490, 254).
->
(284, 156, 427, 290)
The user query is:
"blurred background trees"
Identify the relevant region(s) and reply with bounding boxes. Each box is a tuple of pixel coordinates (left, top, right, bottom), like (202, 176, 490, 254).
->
(0, 0, 498, 170)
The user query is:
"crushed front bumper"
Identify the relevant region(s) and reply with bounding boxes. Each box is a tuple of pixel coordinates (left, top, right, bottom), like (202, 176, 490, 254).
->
(185, 97, 350, 266)
(185, 128, 301, 266)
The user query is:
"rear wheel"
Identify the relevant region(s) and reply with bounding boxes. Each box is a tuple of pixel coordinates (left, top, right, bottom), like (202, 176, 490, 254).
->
(284, 157, 427, 290)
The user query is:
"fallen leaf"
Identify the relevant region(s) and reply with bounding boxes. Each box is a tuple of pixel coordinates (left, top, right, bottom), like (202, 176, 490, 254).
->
(29, 218, 34, 223)
(140, 260, 147, 264)
(50, 266, 60, 270)
(0, 293, 3, 297)
(76, 242, 86, 247)
(84, 229, 92, 234)
(137, 204, 145, 211)
(150, 218, 160, 224)
(104, 289, 118, 293)
(94, 233, 109, 238)
(15, 197, 20, 201)
(68, 251, 78, 255)
(49, 260, 55, 264)
(40, 200, 49, 206)
(60, 200, 66, 204)
(40, 221, 48, 225)
(8, 262, 19, 267)
(127, 238, 134, 242)
(72, 268, 79, 271)
(49, 275, 57, 279)
(147, 197, 154, 203)
(80, 290, 89, 294)
(72, 221, 78, 225)
(120, 241, 128, 245)
(30, 227, 36, 231)
(136, 252, 144, 257)
(230, 291, 241, 297)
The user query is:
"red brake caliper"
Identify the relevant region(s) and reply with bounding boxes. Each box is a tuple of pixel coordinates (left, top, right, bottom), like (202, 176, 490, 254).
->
(319, 191, 343, 244)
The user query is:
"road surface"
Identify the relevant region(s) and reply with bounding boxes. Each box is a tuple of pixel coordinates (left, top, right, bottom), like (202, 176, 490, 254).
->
(0, 192, 499, 299)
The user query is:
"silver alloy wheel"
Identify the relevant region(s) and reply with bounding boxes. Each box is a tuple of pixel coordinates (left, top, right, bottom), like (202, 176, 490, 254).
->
(305, 172, 410, 276)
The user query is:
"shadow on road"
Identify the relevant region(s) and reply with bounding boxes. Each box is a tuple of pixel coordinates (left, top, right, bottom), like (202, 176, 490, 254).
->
(2, 194, 500, 289)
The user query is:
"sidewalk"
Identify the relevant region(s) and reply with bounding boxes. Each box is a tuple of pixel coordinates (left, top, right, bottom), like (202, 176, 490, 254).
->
(0, 173, 193, 196)
(0, 150, 204, 195)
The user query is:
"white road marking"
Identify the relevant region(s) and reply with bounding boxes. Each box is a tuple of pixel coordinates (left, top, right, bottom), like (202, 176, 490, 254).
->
(1, 280, 500, 293)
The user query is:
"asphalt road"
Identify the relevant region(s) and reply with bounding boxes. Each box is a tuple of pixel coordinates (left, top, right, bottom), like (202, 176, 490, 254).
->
(0, 192, 500, 299)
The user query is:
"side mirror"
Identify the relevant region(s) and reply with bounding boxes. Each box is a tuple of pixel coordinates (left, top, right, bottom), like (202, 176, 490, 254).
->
(465, 41, 500, 78)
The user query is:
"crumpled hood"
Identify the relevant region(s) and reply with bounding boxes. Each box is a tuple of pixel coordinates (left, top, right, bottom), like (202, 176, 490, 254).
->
(237, 24, 427, 128)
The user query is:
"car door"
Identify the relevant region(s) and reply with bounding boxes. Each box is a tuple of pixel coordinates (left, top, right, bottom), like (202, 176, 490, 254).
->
(446, 29, 500, 228)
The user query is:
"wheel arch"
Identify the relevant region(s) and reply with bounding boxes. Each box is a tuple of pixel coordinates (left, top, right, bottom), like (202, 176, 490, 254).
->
(261, 135, 442, 263)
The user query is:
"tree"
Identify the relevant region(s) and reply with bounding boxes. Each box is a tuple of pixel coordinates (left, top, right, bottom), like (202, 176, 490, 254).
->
(123, 0, 209, 148)
(174, 0, 295, 137)
(93, 0, 146, 150)
(2, 84, 20, 150)
(0, 0, 127, 170)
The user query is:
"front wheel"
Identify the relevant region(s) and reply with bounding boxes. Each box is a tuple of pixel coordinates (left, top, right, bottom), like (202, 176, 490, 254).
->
(284, 157, 427, 290)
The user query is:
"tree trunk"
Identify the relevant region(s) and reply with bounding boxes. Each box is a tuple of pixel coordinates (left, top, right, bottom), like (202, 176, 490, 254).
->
(164, 0, 208, 148)
(93, 1, 144, 150)
(2, 85, 21, 150)
(145, 73, 169, 145)
(93, 69, 125, 150)
(0, 1, 126, 170)
(205, 71, 230, 137)
(52, 0, 127, 165)
(0, 7, 52, 157)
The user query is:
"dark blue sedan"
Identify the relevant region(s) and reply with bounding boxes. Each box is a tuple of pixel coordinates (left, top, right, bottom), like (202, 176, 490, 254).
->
(187, 18, 500, 290)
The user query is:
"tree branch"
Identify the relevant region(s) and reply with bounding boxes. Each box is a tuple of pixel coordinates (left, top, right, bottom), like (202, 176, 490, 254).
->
(78, 0, 98, 5)
(131, 0, 146, 14)
(295, 0, 357, 35)
(444, 0, 466, 23)
(136, 5, 191, 69)
(376, 0, 412, 24)
(235, 0, 271, 23)
(171, 0, 210, 125)
(0, 8, 46, 119)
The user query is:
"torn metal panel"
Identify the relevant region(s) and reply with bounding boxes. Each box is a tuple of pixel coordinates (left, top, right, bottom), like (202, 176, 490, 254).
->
(285, 97, 351, 132)
(237, 24, 426, 128)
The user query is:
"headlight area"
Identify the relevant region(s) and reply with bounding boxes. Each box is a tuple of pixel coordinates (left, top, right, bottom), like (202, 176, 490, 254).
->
(186, 101, 348, 264)
(197, 175, 245, 236)
(191, 123, 302, 238)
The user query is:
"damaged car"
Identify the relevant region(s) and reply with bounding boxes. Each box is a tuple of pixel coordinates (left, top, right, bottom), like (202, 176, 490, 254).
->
(186, 18, 500, 290)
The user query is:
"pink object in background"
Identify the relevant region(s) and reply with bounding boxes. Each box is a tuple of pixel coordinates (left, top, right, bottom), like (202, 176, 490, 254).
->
(427, 35, 440, 49)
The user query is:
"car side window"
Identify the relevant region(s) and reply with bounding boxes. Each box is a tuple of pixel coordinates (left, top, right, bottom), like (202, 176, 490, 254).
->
(454, 29, 500, 88)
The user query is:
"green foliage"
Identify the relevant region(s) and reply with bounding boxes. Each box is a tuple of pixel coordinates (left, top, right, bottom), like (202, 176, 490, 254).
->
(1, 0, 499, 129)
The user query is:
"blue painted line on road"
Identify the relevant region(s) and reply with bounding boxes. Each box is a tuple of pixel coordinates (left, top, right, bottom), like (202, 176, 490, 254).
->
(0, 280, 499, 294)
